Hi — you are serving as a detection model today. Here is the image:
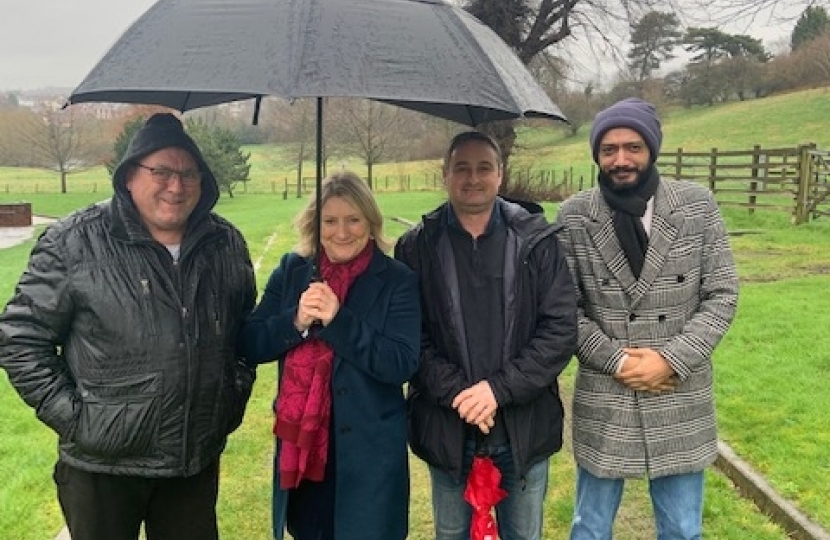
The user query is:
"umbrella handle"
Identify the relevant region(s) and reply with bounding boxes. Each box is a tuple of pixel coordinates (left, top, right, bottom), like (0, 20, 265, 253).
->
(474, 428, 490, 455)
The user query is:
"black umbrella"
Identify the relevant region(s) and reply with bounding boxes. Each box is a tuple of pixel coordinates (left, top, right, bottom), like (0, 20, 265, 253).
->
(68, 0, 567, 270)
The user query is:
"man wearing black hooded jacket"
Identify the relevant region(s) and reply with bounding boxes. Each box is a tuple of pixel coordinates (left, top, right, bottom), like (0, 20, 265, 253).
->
(0, 114, 256, 540)
(395, 131, 577, 540)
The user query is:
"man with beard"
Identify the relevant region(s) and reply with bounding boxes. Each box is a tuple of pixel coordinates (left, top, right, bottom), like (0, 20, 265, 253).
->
(555, 98, 739, 540)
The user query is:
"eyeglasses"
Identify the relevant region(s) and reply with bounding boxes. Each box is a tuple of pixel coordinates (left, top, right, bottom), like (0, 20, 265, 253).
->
(136, 163, 203, 187)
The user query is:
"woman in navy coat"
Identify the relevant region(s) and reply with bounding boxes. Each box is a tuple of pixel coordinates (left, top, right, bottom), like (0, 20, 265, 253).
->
(240, 171, 420, 540)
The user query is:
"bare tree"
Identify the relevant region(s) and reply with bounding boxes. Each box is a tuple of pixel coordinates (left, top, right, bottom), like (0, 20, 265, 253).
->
(18, 107, 95, 194)
(0, 107, 39, 166)
(286, 100, 317, 198)
(549, 85, 598, 137)
(704, 0, 822, 27)
(328, 99, 406, 190)
(766, 31, 830, 89)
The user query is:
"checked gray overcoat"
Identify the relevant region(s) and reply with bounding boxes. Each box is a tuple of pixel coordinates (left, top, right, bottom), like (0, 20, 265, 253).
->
(555, 178, 739, 479)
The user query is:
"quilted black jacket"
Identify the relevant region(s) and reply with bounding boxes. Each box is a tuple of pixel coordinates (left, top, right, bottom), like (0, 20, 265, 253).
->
(0, 194, 256, 477)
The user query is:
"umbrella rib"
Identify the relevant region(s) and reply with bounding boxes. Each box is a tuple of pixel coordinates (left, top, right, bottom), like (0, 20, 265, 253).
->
(180, 92, 193, 113)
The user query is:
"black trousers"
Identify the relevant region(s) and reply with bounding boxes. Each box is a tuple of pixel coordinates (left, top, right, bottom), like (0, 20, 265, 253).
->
(54, 459, 220, 540)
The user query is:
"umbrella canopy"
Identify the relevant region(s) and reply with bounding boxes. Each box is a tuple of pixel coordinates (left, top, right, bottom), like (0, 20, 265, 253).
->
(67, 0, 566, 126)
(67, 0, 566, 272)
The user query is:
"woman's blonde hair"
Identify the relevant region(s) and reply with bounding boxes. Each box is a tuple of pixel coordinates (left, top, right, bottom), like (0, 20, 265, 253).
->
(294, 171, 391, 257)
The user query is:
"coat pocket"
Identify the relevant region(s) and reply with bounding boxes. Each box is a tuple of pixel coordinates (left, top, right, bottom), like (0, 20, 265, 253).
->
(224, 360, 256, 434)
(407, 390, 463, 472)
(75, 372, 162, 458)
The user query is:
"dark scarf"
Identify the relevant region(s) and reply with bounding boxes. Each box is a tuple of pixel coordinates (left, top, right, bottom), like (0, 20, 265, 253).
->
(598, 166, 660, 278)
(274, 241, 374, 489)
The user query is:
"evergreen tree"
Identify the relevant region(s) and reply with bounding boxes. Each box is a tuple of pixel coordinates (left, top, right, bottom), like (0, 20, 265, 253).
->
(791, 6, 830, 51)
(185, 119, 251, 198)
(628, 11, 682, 81)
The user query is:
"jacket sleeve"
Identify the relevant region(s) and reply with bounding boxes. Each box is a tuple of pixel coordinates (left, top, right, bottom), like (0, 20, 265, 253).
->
(320, 265, 421, 386)
(394, 234, 469, 407)
(659, 192, 739, 379)
(237, 253, 305, 365)
(0, 226, 79, 438)
(234, 229, 258, 334)
(488, 232, 578, 407)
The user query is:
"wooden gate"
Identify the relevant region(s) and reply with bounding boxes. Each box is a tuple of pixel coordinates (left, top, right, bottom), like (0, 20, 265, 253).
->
(795, 146, 830, 223)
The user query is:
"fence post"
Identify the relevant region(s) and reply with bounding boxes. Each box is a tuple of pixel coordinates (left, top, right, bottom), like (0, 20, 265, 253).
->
(674, 147, 683, 181)
(749, 145, 761, 215)
(709, 148, 718, 193)
(794, 144, 814, 224)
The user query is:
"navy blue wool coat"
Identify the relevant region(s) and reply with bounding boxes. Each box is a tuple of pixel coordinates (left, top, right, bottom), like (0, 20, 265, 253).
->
(239, 247, 420, 540)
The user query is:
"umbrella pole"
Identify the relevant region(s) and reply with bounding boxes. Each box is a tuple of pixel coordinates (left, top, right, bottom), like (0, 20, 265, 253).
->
(313, 97, 324, 281)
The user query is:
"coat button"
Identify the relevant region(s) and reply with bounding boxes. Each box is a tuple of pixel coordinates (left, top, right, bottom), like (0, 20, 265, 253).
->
(658, 315, 666, 322)
(677, 275, 685, 283)
(629, 313, 637, 322)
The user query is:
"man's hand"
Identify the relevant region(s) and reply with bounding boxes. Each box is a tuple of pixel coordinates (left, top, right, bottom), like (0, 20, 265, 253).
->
(614, 348, 678, 393)
(452, 380, 498, 427)
(476, 415, 496, 435)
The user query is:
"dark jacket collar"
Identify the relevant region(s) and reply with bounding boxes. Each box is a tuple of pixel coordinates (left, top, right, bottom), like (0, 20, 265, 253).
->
(107, 192, 216, 248)
(422, 197, 558, 240)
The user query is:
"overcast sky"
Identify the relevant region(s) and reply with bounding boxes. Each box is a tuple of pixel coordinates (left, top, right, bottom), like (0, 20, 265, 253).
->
(0, 0, 800, 92)
(1, 0, 157, 91)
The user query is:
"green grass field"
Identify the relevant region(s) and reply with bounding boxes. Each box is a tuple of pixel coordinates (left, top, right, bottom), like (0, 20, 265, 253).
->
(2, 88, 830, 538)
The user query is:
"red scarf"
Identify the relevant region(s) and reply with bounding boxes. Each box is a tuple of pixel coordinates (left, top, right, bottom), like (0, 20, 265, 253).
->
(274, 241, 374, 489)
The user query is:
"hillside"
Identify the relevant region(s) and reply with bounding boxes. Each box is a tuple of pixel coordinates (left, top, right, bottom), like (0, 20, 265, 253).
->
(510, 87, 830, 181)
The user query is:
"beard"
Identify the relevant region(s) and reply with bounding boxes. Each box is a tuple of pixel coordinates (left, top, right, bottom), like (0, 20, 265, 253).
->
(599, 165, 652, 193)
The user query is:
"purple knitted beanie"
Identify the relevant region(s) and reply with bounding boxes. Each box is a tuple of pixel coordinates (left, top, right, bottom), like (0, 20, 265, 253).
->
(589, 98, 662, 164)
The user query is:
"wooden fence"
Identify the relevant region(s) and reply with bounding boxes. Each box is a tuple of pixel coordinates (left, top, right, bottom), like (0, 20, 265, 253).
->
(279, 144, 830, 223)
(656, 143, 830, 224)
(5, 145, 827, 224)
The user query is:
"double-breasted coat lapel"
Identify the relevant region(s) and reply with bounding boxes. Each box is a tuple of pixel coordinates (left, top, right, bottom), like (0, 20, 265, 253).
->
(584, 185, 684, 308)
(631, 184, 683, 307)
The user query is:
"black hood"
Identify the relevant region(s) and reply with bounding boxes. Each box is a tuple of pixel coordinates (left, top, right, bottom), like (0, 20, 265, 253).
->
(112, 113, 219, 219)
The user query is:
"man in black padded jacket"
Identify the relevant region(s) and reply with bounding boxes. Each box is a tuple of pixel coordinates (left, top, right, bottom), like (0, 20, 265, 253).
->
(395, 131, 577, 540)
(0, 114, 256, 540)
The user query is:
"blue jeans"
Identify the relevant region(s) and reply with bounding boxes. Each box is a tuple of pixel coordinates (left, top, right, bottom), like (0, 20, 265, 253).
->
(428, 441, 549, 540)
(569, 466, 704, 540)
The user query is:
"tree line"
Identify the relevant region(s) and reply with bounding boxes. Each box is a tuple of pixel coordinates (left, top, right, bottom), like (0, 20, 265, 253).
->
(0, 1, 827, 194)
